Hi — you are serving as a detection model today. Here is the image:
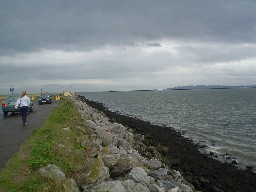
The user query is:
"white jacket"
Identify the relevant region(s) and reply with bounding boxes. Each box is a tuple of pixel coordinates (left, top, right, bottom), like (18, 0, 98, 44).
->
(15, 95, 31, 108)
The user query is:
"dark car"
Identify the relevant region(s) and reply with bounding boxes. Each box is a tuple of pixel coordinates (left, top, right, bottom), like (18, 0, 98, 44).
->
(2, 96, 33, 117)
(38, 94, 52, 105)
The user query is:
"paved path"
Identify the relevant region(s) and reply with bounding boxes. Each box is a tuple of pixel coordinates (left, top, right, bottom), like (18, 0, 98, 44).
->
(0, 100, 59, 169)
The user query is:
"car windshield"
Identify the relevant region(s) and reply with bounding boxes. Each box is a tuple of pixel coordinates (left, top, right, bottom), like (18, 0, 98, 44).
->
(40, 95, 50, 99)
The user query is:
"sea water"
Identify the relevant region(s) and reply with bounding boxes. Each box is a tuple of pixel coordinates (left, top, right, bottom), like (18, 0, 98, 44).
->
(78, 88, 256, 170)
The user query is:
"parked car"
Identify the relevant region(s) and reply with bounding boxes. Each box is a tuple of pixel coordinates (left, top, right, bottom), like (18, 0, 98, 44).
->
(38, 94, 52, 105)
(2, 96, 33, 117)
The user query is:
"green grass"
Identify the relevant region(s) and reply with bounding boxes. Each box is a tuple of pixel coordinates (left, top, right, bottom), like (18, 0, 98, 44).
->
(0, 98, 86, 191)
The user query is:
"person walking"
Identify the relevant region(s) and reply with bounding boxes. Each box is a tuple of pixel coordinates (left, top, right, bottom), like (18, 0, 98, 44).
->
(15, 91, 31, 126)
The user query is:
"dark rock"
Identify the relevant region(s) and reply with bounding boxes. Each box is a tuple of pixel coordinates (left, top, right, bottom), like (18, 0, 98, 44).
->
(168, 158, 180, 167)
(210, 186, 224, 192)
(246, 166, 253, 170)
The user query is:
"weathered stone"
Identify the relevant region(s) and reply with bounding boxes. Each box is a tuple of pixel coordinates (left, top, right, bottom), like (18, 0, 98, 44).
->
(134, 133, 145, 141)
(169, 186, 180, 192)
(128, 167, 151, 186)
(62, 178, 80, 192)
(171, 170, 182, 179)
(110, 156, 135, 178)
(80, 140, 102, 151)
(38, 164, 65, 182)
(95, 127, 118, 146)
(63, 127, 71, 132)
(130, 150, 148, 165)
(150, 168, 169, 180)
(76, 126, 87, 134)
(84, 120, 97, 129)
(76, 157, 110, 186)
(118, 146, 129, 155)
(91, 180, 125, 192)
(102, 154, 120, 168)
(180, 183, 193, 192)
(121, 179, 150, 192)
(85, 126, 96, 135)
(109, 144, 120, 154)
(157, 180, 176, 191)
(149, 184, 165, 192)
(134, 141, 147, 152)
(146, 158, 162, 169)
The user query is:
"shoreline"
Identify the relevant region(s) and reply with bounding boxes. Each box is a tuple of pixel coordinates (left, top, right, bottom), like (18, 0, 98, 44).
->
(76, 94, 256, 192)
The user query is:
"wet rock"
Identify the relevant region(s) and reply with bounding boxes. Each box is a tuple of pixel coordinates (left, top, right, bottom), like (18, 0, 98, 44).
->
(246, 166, 253, 170)
(168, 158, 180, 167)
(231, 160, 238, 165)
(210, 186, 225, 192)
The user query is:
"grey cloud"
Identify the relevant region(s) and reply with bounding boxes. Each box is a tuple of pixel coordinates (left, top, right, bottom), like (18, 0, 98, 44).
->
(177, 43, 256, 64)
(1, 0, 256, 54)
(147, 43, 161, 47)
(1, 0, 256, 92)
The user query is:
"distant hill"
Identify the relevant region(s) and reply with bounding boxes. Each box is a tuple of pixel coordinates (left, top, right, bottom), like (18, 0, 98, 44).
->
(167, 85, 256, 90)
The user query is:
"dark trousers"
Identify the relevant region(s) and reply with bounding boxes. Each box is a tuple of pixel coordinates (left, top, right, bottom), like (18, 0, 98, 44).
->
(20, 106, 28, 125)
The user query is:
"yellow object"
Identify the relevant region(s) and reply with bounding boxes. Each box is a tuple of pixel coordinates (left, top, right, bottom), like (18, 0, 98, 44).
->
(63, 91, 72, 97)
(30, 96, 35, 101)
(55, 96, 61, 100)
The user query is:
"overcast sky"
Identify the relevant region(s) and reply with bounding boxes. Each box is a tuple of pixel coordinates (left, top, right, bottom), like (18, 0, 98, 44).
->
(1, 0, 256, 93)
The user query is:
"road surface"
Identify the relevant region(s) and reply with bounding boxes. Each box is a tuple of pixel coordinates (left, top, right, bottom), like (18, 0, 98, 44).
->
(0, 100, 59, 169)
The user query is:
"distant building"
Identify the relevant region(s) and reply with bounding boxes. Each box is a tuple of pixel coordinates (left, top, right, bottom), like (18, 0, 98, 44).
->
(63, 91, 72, 97)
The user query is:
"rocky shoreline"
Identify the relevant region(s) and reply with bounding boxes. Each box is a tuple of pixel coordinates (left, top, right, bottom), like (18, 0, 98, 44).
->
(73, 94, 197, 191)
(75, 94, 256, 192)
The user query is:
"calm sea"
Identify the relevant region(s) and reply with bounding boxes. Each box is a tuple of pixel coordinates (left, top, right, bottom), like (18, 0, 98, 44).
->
(78, 89, 256, 170)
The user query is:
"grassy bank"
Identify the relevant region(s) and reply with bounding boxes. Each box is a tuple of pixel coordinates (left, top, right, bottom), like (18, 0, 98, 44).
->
(0, 98, 85, 191)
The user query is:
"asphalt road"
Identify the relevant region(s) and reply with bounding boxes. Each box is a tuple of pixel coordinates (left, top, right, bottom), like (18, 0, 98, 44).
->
(0, 100, 59, 169)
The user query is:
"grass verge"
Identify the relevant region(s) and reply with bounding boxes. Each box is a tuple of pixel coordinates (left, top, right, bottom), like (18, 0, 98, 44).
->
(0, 98, 86, 191)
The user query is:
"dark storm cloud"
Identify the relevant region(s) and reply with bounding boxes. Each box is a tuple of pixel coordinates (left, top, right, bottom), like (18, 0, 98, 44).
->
(1, 0, 256, 92)
(1, 0, 256, 54)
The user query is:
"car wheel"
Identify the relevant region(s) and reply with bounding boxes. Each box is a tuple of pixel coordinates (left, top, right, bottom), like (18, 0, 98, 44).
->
(3, 111, 8, 117)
